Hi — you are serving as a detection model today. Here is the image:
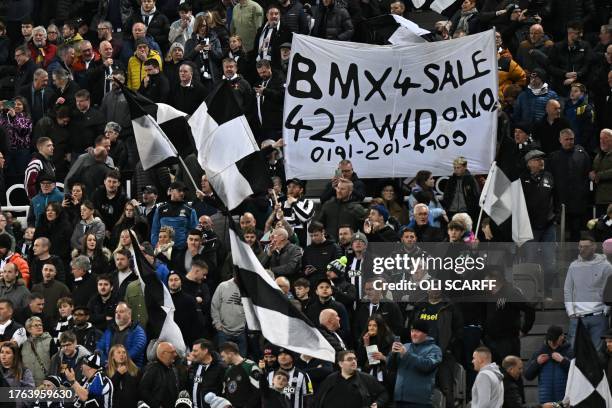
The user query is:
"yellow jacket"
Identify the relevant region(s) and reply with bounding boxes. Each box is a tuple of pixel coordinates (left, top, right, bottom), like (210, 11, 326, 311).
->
(127, 49, 163, 90)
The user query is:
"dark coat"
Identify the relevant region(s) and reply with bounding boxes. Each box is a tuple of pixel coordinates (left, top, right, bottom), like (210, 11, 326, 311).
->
(353, 301, 404, 343)
(139, 73, 170, 104)
(33, 212, 73, 263)
(87, 293, 119, 332)
(253, 71, 286, 132)
(168, 81, 208, 115)
(521, 170, 557, 230)
(311, 2, 354, 41)
(524, 341, 572, 403)
(187, 353, 227, 407)
(547, 40, 592, 94)
(548, 145, 591, 214)
(171, 290, 206, 346)
(316, 371, 388, 408)
(503, 371, 525, 408)
(533, 116, 572, 154)
(16, 84, 54, 125)
(279, 0, 311, 34)
(111, 370, 141, 408)
(250, 22, 292, 69)
(139, 360, 188, 408)
(442, 170, 481, 222)
(301, 240, 342, 285)
(125, 10, 171, 53)
(71, 273, 98, 308)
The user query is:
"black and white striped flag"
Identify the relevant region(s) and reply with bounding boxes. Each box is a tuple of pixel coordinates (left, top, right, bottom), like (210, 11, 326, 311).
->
(565, 319, 612, 407)
(229, 223, 336, 362)
(189, 82, 271, 211)
(122, 86, 194, 170)
(130, 231, 186, 357)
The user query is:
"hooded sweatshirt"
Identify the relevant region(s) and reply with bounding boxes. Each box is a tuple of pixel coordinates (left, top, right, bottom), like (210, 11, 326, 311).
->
(564, 253, 612, 316)
(472, 363, 504, 408)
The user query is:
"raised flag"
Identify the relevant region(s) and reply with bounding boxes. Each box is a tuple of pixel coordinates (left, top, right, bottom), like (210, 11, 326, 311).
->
(122, 86, 193, 170)
(565, 319, 612, 407)
(189, 82, 271, 211)
(228, 224, 336, 362)
(129, 230, 186, 357)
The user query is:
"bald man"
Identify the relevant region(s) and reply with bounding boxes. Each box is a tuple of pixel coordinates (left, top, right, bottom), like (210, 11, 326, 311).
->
(318, 308, 347, 352)
(502, 355, 524, 408)
(140, 341, 187, 408)
(533, 99, 571, 154)
(516, 24, 554, 72)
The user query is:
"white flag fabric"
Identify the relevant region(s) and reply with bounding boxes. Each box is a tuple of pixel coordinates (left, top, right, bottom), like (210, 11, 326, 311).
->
(229, 226, 336, 362)
(189, 83, 270, 210)
(282, 31, 497, 179)
(479, 162, 533, 244)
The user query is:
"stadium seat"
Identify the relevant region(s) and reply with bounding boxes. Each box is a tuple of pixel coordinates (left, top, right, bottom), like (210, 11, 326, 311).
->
(512, 263, 544, 303)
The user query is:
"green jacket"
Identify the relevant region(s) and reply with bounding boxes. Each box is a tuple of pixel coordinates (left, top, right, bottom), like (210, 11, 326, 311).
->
(593, 150, 612, 205)
(230, 0, 264, 52)
(125, 280, 148, 329)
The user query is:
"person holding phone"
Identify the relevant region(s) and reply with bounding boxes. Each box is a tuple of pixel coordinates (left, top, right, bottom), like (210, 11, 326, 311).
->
(388, 321, 442, 408)
(0, 96, 33, 187)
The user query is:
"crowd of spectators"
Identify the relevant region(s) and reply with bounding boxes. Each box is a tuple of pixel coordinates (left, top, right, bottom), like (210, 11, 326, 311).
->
(0, 0, 609, 407)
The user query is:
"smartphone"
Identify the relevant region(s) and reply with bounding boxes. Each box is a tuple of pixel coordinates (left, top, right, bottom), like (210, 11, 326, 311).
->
(335, 169, 342, 177)
(394, 335, 401, 343)
(3, 100, 14, 109)
(64, 193, 72, 201)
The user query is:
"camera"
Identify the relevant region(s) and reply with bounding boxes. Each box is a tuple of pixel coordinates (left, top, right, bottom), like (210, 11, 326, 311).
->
(199, 37, 210, 46)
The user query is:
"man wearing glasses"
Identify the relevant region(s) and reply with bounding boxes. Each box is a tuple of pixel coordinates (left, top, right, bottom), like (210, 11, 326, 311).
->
(96, 21, 122, 58)
(49, 331, 92, 385)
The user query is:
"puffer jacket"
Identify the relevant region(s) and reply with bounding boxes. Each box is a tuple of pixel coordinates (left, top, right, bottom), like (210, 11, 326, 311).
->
(94, 0, 137, 30)
(388, 337, 442, 405)
(97, 321, 147, 367)
(513, 86, 559, 128)
(311, 2, 354, 41)
(497, 56, 527, 100)
(71, 217, 106, 250)
(127, 49, 163, 90)
(524, 341, 572, 403)
(20, 332, 54, 386)
(563, 95, 595, 149)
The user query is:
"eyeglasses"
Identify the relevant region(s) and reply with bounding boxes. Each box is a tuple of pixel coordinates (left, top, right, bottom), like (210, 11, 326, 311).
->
(30, 323, 43, 328)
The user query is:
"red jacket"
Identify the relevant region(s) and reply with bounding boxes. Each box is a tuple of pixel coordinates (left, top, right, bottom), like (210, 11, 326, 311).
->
(27, 41, 57, 69)
(6, 252, 30, 287)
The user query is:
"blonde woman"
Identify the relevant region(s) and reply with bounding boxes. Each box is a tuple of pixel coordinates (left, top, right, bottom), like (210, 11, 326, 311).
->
(107, 344, 141, 408)
(154, 225, 175, 264)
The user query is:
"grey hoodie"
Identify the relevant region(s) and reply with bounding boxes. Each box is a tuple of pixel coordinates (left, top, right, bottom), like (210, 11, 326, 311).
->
(564, 253, 612, 316)
(472, 363, 504, 408)
(211, 279, 246, 336)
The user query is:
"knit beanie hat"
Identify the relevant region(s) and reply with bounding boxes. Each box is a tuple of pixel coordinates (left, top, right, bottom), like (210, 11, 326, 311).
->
(204, 393, 232, 408)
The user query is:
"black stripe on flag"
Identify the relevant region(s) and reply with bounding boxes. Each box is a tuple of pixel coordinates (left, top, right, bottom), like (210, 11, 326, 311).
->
(129, 230, 186, 355)
(206, 81, 243, 125)
(228, 221, 336, 362)
(235, 151, 274, 201)
(575, 319, 604, 388)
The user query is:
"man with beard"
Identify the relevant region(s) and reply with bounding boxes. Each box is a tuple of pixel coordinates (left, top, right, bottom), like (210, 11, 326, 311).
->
(253, 59, 285, 142)
(71, 306, 103, 353)
(188, 338, 226, 407)
(27, 26, 57, 69)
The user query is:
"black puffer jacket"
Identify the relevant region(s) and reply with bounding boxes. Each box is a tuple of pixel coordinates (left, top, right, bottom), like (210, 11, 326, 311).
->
(311, 2, 354, 41)
(547, 39, 592, 93)
(280, 0, 311, 34)
(94, 0, 137, 29)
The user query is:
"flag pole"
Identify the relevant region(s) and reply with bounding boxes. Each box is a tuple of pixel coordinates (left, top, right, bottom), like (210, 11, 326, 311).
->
(176, 155, 202, 195)
(475, 206, 485, 237)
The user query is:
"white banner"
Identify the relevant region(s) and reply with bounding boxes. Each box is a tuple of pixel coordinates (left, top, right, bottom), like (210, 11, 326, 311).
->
(283, 31, 498, 179)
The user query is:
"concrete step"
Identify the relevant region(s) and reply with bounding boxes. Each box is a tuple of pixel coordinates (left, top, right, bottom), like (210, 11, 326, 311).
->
(525, 386, 539, 404)
(521, 335, 545, 360)
(534, 310, 569, 326)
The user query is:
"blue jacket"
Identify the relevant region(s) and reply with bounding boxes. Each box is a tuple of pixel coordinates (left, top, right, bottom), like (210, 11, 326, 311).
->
(524, 341, 572, 403)
(150, 200, 198, 250)
(514, 87, 559, 124)
(97, 321, 147, 367)
(563, 96, 594, 148)
(389, 337, 442, 404)
(30, 187, 64, 226)
(155, 260, 170, 287)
